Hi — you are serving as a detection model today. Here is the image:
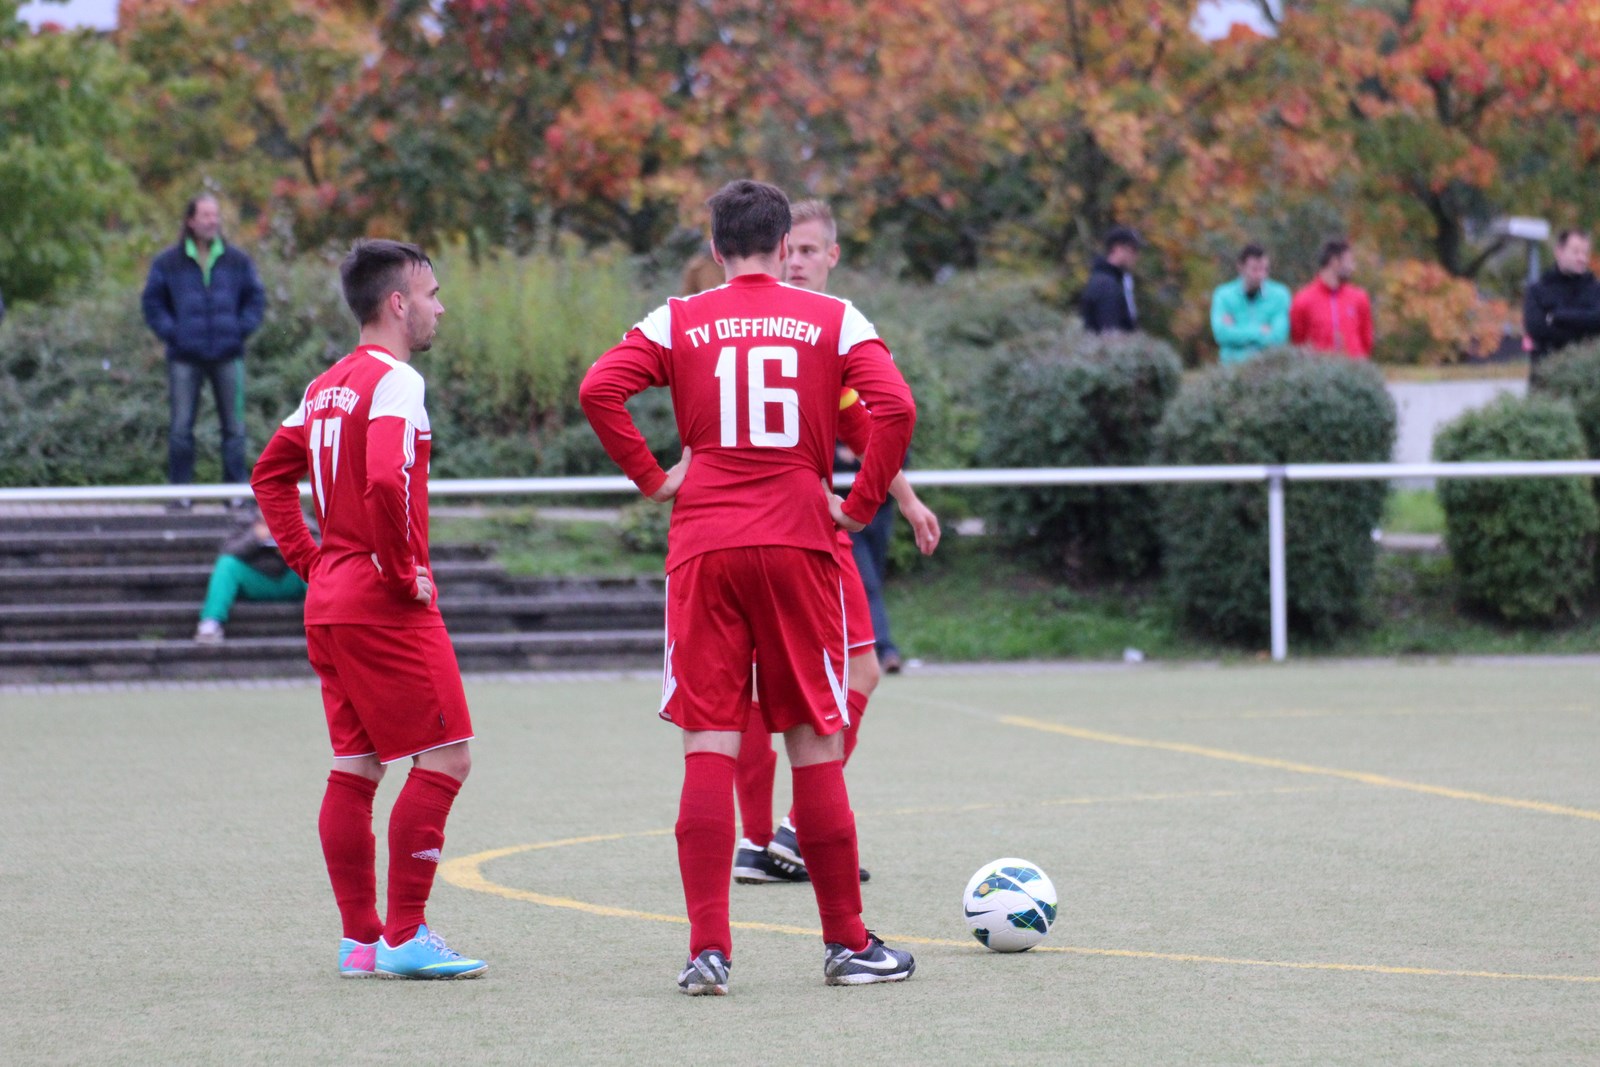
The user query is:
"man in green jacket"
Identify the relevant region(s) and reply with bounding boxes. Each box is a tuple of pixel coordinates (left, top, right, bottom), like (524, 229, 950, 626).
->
(1211, 243, 1290, 364)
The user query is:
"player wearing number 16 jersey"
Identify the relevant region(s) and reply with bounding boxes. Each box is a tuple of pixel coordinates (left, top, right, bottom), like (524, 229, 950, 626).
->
(251, 239, 485, 980)
(581, 180, 918, 993)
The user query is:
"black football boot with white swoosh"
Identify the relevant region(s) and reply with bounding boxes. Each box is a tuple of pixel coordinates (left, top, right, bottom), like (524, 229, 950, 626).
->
(822, 932, 915, 985)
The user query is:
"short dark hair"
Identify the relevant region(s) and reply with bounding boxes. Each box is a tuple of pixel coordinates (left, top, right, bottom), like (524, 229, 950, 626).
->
(1103, 225, 1141, 254)
(1238, 242, 1267, 265)
(181, 194, 219, 242)
(1558, 228, 1589, 247)
(708, 180, 790, 260)
(339, 239, 432, 326)
(1318, 239, 1351, 268)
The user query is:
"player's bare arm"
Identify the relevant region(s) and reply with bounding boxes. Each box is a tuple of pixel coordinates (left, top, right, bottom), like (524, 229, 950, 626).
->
(837, 389, 939, 554)
(889, 473, 941, 555)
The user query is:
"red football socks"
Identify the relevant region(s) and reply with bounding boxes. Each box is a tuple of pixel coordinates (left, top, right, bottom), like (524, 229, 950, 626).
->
(784, 691, 869, 828)
(792, 760, 868, 952)
(677, 751, 737, 959)
(735, 711, 777, 847)
(319, 770, 382, 944)
(383, 767, 461, 947)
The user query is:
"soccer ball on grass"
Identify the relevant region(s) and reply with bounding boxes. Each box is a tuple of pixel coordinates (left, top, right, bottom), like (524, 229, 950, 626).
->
(962, 857, 1057, 952)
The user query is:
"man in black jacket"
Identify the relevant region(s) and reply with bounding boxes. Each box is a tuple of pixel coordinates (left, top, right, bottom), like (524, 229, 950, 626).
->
(1524, 229, 1600, 373)
(141, 195, 267, 492)
(1080, 226, 1142, 333)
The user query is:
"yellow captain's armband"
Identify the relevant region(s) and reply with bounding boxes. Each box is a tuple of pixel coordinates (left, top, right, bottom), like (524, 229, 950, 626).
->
(838, 388, 860, 411)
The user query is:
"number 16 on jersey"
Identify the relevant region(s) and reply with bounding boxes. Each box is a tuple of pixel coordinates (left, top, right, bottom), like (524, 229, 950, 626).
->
(714, 345, 799, 448)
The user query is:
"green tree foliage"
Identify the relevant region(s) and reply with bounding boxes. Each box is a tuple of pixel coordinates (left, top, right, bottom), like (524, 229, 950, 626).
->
(115, 0, 374, 245)
(0, 7, 137, 301)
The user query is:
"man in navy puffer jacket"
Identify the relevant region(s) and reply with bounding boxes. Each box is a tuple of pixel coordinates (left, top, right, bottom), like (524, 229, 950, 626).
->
(141, 194, 267, 493)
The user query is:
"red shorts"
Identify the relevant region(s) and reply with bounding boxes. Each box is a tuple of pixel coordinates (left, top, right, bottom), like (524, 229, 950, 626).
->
(836, 534, 874, 652)
(661, 546, 850, 736)
(306, 624, 474, 764)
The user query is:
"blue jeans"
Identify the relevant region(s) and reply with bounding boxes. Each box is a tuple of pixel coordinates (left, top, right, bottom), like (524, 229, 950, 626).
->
(850, 501, 897, 657)
(168, 358, 247, 485)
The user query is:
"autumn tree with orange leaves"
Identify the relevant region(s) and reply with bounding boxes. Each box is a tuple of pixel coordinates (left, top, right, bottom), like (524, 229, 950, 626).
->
(18, 0, 1600, 361)
(116, 0, 373, 241)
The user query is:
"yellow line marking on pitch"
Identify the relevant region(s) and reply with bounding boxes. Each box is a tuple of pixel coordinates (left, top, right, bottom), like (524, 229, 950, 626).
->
(440, 834, 1600, 983)
(442, 832, 819, 937)
(1002, 716, 1600, 822)
(878, 785, 1324, 818)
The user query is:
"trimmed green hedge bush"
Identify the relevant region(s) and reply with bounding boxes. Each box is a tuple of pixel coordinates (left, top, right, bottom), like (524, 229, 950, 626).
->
(1531, 340, 1600, 461)
(1153, 350, 1396, 643)
(978, 329, 1183, 579)
(1433, 394, 1598, 622)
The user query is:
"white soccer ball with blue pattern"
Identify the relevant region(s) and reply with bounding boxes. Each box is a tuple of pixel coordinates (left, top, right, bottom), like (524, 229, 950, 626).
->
(962, 857, 1058, 952)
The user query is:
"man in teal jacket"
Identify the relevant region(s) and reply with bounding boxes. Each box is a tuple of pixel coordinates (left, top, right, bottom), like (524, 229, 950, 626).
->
(1211, 243, 1290, 364)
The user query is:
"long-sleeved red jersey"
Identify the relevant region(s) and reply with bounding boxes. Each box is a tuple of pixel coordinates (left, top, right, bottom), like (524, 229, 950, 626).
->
(579, 274, 914, 572)
(250, 345, 443, 627)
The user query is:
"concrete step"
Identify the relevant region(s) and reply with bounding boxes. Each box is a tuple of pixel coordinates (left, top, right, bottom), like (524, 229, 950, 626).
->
(0, 591, 664, 641)
(0, 507, 245, 535)
(0, 529, 490, 568)
(0, 630, 664, 684)
(0, 559, 518, 604)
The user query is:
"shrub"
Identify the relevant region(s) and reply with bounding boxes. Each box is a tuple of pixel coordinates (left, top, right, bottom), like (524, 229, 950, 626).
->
(0, 248, 649, 487)
(843, 268, 1076, 473)
(1433, 394, 1597, 622)
(0, 283, 169, 486)
(978, 328, 1183, 579)
(432, 242, 639, 452)
(1531, 340, 1600, 460)
(0, 255, 346, 487)
(1154, 350, 1396, 643)
(618, 499, 671, 555)
(1373, 259, 1510, 364)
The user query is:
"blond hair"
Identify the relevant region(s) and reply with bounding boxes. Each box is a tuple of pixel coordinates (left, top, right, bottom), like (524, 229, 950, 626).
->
(679, 253, 724, 296)
(789, 199, 837, 244)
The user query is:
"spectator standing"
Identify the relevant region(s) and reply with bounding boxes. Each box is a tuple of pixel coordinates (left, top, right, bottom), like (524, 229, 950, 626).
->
(1211, 243, 1290, 364)
(141, 195, 267, 495)
(1080, 226, 1141, 334)
(193, 517, 308, 645)
(1523, 229, 1600, 375)
(1289, 239, 1373, 359)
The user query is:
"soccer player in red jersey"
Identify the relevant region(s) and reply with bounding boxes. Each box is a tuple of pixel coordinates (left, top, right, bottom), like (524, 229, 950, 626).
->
(732, 199, 941, 887)
(581, 180, 918, 993)
(251, 240, 486, 981)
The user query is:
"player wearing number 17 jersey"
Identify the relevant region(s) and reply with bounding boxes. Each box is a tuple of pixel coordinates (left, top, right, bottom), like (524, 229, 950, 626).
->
(251, 239, 485, 980)
(581, 180, 918, 993)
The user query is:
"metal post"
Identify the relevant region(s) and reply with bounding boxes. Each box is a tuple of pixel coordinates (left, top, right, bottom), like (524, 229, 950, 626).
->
(1267, 468, 1288, 662)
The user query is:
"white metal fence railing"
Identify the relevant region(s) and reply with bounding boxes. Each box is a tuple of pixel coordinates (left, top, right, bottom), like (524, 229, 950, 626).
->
(7, 460, 1600, 661)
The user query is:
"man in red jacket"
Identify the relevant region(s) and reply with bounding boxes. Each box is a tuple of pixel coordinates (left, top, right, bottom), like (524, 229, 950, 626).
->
(1290, 239, 1374, 359)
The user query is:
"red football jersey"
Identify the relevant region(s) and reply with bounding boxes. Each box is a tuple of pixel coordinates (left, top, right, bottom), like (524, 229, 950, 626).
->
(251, 345, 443, 628)
(580, 273, 915, 571)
